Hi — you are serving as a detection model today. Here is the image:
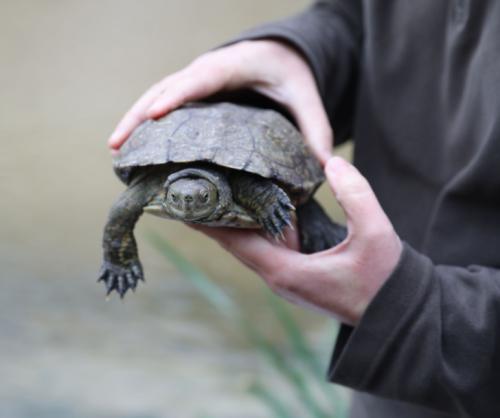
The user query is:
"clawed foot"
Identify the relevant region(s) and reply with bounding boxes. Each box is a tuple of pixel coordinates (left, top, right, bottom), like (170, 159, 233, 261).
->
(98, 260, 144, 298)
(257, 186, 295, 239)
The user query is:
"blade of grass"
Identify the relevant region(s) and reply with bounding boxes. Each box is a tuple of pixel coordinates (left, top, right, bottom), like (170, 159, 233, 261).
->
(241, 318, 330, 418)
(148, 232, 236, 317)
(266, 292, 324, 377)
(248, 380, 296, 418)
(267, 293, 346, 413)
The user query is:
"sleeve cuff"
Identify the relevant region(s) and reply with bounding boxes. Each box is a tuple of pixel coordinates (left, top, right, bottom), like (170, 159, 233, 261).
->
(327, 242, 435, 389)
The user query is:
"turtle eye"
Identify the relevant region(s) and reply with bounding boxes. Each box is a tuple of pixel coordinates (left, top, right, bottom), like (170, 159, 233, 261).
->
(170, 193, 178, 202)
(200, 191, 209, 202)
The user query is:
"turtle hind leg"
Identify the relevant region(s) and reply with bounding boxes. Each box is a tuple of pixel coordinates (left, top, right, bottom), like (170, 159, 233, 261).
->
(230, 172, 295, 238)
(297, 199, 347, 254)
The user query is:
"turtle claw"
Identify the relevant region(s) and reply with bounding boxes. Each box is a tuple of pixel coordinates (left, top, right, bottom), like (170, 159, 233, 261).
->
(258, 187, 295, 239)
(98, 260, 144, 298)
(125, 272, 136, 290)
(105, 273, 117, 295)
(132, 263, 144, 281)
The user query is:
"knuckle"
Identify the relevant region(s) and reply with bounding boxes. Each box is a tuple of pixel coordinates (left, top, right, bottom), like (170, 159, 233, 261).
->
(181, 64, 221, 89)
(173, 76, 193, 96)
(189, 52, 222, 74)
(194, 50, 239, 79)
(125, 109, 143, 123)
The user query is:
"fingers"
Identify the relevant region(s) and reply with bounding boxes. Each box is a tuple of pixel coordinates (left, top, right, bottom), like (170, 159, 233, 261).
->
(194, 225, 298, 277)
(325, 157, 392, 240)
(108, 45, 248, 151)
(146, 63, 230, 119)
(107, 39, 334, 161)
(108, 82, 165, 150)
(287, 80, 333, 166)
(251, 41, 333, 166)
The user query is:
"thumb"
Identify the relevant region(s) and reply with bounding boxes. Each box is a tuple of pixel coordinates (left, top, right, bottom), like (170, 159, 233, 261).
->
(325, 157, 391, 236)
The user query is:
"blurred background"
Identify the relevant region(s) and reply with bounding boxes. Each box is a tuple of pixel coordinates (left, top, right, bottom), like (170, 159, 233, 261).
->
(0, 1, 351, 417)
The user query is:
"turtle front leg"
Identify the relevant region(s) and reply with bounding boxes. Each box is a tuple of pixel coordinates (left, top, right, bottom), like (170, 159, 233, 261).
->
(230, 172, 295, 238)
(99, 173, 162, 298)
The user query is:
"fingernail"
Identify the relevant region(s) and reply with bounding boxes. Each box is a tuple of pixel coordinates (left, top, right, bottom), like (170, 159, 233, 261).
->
(147, 104, 161, 118)
(108, 129, 122, 145)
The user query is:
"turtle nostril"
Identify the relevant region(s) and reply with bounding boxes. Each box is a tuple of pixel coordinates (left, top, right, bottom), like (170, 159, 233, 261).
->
(184, 195, 193, 203)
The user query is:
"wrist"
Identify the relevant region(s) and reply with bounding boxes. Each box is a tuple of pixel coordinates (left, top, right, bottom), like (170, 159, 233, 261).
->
(352, 231, 404, 324)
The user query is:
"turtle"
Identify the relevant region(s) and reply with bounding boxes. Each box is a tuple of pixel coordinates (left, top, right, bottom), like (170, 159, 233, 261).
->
(99, 102, 346, 297)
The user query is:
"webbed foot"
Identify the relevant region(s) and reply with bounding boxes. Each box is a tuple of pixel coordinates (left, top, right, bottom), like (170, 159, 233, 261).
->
(98, 260, 144, 298)
(256, 184, 295, 238)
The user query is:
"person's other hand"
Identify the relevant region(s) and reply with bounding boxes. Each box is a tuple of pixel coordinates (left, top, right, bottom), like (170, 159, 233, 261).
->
(108, 40, 333, 165)
(196, 157, 403, 325)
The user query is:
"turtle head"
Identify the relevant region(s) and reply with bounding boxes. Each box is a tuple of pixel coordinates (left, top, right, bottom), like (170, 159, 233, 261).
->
(161, 167, 231, 222)
(165, 177, 218, 221)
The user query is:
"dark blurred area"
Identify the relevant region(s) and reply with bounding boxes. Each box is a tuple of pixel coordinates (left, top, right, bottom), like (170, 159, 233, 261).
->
(0, 1, 350, 417)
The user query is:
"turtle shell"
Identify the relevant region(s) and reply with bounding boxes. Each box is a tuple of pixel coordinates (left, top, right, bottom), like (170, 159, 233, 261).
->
(114, 102, 324, 201)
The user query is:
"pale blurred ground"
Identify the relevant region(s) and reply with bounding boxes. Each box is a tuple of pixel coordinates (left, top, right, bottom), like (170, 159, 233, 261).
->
(0, 1, 351, 417)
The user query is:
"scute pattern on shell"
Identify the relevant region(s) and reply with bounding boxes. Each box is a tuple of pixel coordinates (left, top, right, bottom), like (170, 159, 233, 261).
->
(114, 102, 324, 197)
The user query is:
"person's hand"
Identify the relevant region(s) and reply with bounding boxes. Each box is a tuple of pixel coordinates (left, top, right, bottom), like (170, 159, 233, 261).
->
(108, 40, 333, 165)
(196, 157, 403, 325)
